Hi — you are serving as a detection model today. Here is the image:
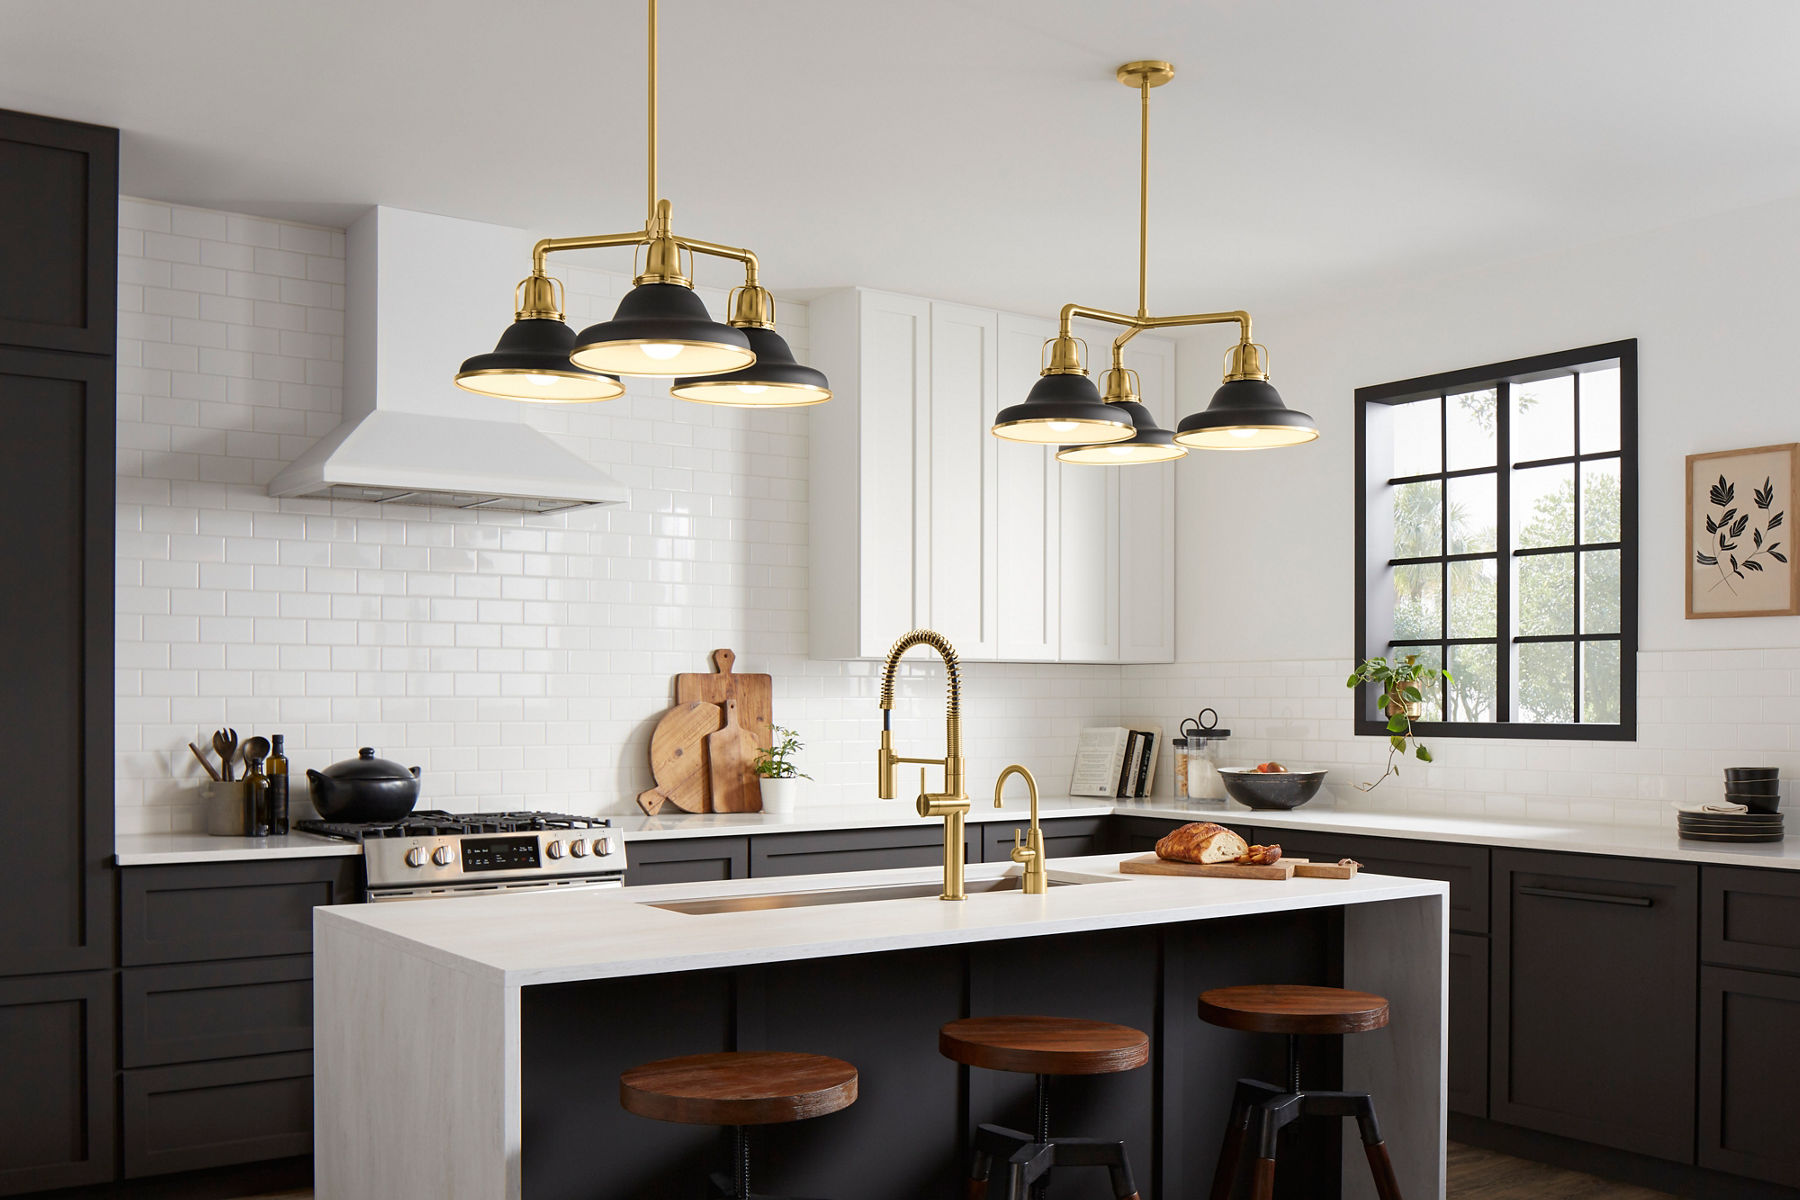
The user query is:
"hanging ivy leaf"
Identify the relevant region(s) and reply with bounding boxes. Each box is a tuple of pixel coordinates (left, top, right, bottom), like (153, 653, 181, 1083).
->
(1416, 745, 1433, 762)
(1696, 551, 1718, 565)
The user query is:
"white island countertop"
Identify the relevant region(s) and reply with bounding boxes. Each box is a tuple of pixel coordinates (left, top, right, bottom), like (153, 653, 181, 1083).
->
(316, 852, 1443, 988)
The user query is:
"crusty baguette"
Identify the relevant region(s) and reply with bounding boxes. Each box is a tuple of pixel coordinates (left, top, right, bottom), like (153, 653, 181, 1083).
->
(1155, 822, 1248, 865)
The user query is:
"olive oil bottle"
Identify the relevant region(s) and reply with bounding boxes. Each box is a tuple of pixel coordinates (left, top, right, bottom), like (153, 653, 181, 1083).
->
(266, 734, 290, 835)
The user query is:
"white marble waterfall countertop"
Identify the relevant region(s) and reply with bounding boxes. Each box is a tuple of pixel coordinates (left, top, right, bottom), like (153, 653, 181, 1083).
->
(313, 853, 1444, 988)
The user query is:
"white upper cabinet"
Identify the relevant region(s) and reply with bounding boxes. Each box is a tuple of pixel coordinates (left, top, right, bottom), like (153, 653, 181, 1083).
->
(808, 287, 1175, 664)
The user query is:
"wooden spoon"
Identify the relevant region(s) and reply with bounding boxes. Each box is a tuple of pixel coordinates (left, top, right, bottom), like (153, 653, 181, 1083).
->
(212, 728, 238, 782)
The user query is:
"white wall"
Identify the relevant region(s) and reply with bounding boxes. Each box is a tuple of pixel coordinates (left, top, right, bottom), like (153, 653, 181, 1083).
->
(114, 199, 1121, 834)
(1132, 192, 1800, 822)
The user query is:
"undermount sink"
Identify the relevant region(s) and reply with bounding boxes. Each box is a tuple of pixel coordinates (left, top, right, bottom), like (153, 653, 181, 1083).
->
(644, 870, 1119, 915)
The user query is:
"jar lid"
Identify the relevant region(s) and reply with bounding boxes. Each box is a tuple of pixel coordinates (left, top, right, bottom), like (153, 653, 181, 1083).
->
(1180, 708, 1231, 740)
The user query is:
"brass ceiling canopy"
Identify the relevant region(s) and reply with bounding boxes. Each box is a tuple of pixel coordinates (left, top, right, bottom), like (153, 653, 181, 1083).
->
(1003, 58, 1316, 458)
(455, 0, 828, 407)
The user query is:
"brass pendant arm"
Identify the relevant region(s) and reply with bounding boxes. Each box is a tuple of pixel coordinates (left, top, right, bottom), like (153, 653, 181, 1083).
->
(529, 231, 761, 287)
(673, 236, 760, 287)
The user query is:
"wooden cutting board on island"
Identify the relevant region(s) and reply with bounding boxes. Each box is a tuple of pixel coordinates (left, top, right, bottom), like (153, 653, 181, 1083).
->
(1119, 854, 1361, 880)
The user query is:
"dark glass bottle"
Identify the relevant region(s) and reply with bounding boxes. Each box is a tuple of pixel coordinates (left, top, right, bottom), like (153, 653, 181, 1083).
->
(266, 734, 290, 835)
(242, 752, 270, 837)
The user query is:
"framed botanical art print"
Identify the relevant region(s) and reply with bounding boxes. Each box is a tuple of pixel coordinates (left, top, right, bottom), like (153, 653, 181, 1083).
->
(1687, 443, 1800, 618)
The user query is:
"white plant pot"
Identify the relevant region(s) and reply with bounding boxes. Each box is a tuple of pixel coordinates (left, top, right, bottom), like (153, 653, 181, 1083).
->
(760, 777, 802, 814)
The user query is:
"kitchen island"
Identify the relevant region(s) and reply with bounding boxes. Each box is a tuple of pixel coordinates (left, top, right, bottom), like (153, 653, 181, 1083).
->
(315, 853, 1446, 1200)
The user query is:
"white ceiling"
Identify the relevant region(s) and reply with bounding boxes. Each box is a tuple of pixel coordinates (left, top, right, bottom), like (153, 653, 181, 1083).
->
(4, 0, 1799, 318)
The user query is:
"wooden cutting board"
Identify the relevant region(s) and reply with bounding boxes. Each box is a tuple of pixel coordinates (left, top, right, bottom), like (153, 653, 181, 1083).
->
(637, 700, 724, 815)
(1119, 854, 1361, 881)
(675, 649, 773, 745)
(706, 698, 763, 813)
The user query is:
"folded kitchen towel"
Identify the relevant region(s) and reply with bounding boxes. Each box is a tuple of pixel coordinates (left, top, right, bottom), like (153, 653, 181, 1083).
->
(1673, 801, 1751, 814)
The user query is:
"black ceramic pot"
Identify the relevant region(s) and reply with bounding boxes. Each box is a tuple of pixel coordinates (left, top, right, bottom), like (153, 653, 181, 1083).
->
(306, 747, 422, 822)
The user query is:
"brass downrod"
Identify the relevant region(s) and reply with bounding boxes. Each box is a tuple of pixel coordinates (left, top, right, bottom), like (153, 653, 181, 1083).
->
(1138, 77, 1149, 319)
(647, 0, 658, 225)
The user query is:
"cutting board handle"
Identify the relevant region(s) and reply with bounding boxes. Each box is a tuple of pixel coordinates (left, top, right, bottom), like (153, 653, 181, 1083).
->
(711, 648, 735, 676)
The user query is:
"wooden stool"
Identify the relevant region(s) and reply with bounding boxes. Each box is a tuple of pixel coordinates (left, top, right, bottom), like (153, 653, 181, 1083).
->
(620, 1050, 857, 1200)
(940, 1015, 1147, 1200)
(1197, 984, 1402, 1200)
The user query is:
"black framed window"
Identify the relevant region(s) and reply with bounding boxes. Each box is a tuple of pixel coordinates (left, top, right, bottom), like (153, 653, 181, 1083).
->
(1354, 340, 1637, 740)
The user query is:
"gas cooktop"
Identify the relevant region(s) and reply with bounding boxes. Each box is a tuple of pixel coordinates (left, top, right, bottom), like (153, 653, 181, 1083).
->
(297, 809, 610, 842)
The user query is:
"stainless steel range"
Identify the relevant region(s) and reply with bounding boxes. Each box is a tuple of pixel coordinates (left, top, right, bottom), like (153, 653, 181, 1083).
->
(296, 810, 627, 902)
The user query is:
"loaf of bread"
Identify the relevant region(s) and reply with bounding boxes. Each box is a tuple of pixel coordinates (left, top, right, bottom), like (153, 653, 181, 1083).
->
(1239, 844, 1283, 866)
(1155, 822, 1248, 865)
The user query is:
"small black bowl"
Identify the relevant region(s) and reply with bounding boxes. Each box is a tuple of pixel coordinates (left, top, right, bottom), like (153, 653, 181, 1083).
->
(1219, 767, 1328, 810)
(1723, 778, 1779, 798)
(1724, 790, 1782, 814)
(1725, 767, 1780, 783)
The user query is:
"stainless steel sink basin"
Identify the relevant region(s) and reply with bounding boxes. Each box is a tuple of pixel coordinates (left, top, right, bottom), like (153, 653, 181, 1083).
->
(644, 871, 1117, 915)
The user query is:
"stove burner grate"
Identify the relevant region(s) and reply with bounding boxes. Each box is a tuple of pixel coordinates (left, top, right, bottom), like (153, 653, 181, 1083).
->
(297, 809, 610, 843)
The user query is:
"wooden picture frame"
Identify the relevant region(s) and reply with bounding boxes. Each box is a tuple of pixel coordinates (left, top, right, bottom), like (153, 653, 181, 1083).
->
(1686, 443, 1800, 619)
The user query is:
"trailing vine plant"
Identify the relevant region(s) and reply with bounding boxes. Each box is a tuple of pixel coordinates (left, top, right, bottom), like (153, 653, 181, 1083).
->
(1346, 653, 1453, 791)
(1697, 474, 1786, 593)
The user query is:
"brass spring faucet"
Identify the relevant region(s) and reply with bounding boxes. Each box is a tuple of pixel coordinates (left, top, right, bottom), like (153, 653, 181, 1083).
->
(877, 629, 969, 900)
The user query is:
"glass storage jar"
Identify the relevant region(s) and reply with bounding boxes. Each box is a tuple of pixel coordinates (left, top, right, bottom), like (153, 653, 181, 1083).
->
(1181, 708, 1231, 801)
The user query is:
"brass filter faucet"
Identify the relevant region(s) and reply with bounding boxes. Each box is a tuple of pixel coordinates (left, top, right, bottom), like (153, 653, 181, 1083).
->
(878, 629, 969, 900)
(994, 764, 1047, 895)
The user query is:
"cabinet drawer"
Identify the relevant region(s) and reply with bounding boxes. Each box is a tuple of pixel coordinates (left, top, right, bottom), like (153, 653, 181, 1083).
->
(1700, 965, 1800, 1187)
(1702, 866, 1800, 976)
(1490, 849, 1697, 1161)
(750, 825, 981, 879)
(122, 1053, 313, 1178)
(981, 817, 1109, 864)
(121, 858, 360, 966)
(122, 956, 312, 1067)
(624, 837, 749, 887)
(1253, 828, 1490, 934)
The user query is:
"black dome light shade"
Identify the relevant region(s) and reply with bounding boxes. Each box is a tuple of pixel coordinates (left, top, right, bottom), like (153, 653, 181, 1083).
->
(1058, 401, 1185, 463)
(570, 282, 754, 377)
(454, 317, 625, 403)
(993, 371, 1133, 445)
(1173, 377, 1318, 449)
(669, 325, 830, 406)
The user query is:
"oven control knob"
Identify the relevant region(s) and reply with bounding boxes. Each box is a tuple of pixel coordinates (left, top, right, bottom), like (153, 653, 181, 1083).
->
(593, 837, 611, 857)
(544, 840, 565, 860)
(569, 839, 588, 858)
(432, 845, 456, 867)
(404, 847, 426, 868)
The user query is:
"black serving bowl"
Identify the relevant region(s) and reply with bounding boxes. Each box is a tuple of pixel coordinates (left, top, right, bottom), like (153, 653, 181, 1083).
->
(1219, 767, 1328, 810)
(1725, 767, 1780, 784)
(1725, 790, 1782, 814)
(1723, 778, 1779, 798)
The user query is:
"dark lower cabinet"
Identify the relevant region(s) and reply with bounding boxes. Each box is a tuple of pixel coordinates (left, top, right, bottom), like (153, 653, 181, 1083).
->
(750, 825, 980, 878)
(1699, 965, 1800, 1188)
(1702, 864, 1800, 976)
(0, 971, 114, 1193)
(980, 816, 1109, 863)
(1253, 826, 1489, 935)
(121, 857, 360, 966)
(1448, 932, 1489, 1118)
(624, 836, 749, 886)
(122, 955, 313, 1067)
(1490, 849, 1697, 1162)
(122, 1052, 314, 1178)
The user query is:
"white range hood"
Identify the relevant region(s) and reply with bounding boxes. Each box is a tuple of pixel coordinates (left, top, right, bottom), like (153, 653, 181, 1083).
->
(268, 206, 628, 513)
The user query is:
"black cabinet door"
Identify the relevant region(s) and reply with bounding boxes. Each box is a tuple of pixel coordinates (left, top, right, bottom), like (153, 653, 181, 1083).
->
(749, 825, 981, 878)
(0, 971, 114, 1194)
(0, 347, 114, 977)
(122, 956, 314, 1067)
(0, 109, 116, 355)
(120, 858, 361, 966)
(1251, 827, 1490, 934)
(1701, 865, 1800, 976)
(1490, 849, 1697, 1161)
(1448, 932, 1489, 1118)
(623, 837, 750, 887)
(122, 1052, 313, 1178)
(980, 816, 1110, 863)
(1699, 965, 1800, 1188)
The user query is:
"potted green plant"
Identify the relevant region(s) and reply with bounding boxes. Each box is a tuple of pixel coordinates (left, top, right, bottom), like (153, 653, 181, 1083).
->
(752, 724, 810, 814)
(1345, 654, 1452, 791)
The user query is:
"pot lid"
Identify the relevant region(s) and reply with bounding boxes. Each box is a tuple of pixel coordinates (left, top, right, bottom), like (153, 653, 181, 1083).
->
(319, 747, 416, 781)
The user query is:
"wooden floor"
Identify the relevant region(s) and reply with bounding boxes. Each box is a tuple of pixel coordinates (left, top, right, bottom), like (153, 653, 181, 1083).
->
(244, 1144, 1672, 1200)
(1446, 1142, 1674, 1199)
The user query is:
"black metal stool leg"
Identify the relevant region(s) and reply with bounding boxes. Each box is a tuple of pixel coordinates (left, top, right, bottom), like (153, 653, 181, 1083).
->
(1031, 1075, 1050, 1200)
(1003, 1142, 1056, 1200)
(1045, 1137, 1139, 1200)
(968, 1124, 1032, 1200)
(1208, 1081, 1254, 1200)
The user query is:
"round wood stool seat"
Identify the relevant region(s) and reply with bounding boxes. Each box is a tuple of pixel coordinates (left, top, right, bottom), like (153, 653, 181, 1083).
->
(939, 1015, 1150, 1077)
(619, 1051, 858, 1127)
(1197, 985, 1390, 1037)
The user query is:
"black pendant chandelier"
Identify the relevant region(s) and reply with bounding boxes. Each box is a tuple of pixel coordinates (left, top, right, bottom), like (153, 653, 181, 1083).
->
(455, 0, 827, 406)
(997, 60, 1314, 457)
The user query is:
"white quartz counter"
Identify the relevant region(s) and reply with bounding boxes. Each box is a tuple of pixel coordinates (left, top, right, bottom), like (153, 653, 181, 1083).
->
(315, 853, 1444, 988)
(114, 830, 360, 865)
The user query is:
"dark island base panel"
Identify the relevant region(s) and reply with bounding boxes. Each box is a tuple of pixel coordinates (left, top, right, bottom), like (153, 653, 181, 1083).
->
(14, 1157, 310, 1200)
(1451, 1117, 1800, 1200)
(522, 913, 1343, 1200)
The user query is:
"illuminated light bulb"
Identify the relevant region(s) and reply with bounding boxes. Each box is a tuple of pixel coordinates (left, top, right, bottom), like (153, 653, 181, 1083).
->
(1230, 427, 1258, 439)
(1047, 420, 1078, 433)
(642, 343, 683, 360)
(526, 374, 556, 386)
(736, 384, 768, 395)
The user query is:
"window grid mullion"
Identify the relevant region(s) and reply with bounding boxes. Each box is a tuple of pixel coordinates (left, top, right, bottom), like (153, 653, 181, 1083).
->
(1439, 391, 1450, 721)
(1497, 379, 1513, 722)
(1572, 369, 1583, 723)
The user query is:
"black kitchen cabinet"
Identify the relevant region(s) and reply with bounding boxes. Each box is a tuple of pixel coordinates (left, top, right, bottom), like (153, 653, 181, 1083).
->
(1702, 864, 1800, 976)
(750, 825, 981, 878)
(1490, 849, 1697, 1161)
(1699, 965, 1800, 1188)
(0, 971, 115, 1192)
(122, 956, 314, 1067)
(1111, 813, 1249, 854)
(122, 1052, 314, 1178)
(1447, 931, 1489, 1118)
(980, 816, 1109, 863)
(0, 109, 116, 355)
(121, 857, 361, 966)
(624, 836, 750, 886)
(1253, 826, 1490, 934)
